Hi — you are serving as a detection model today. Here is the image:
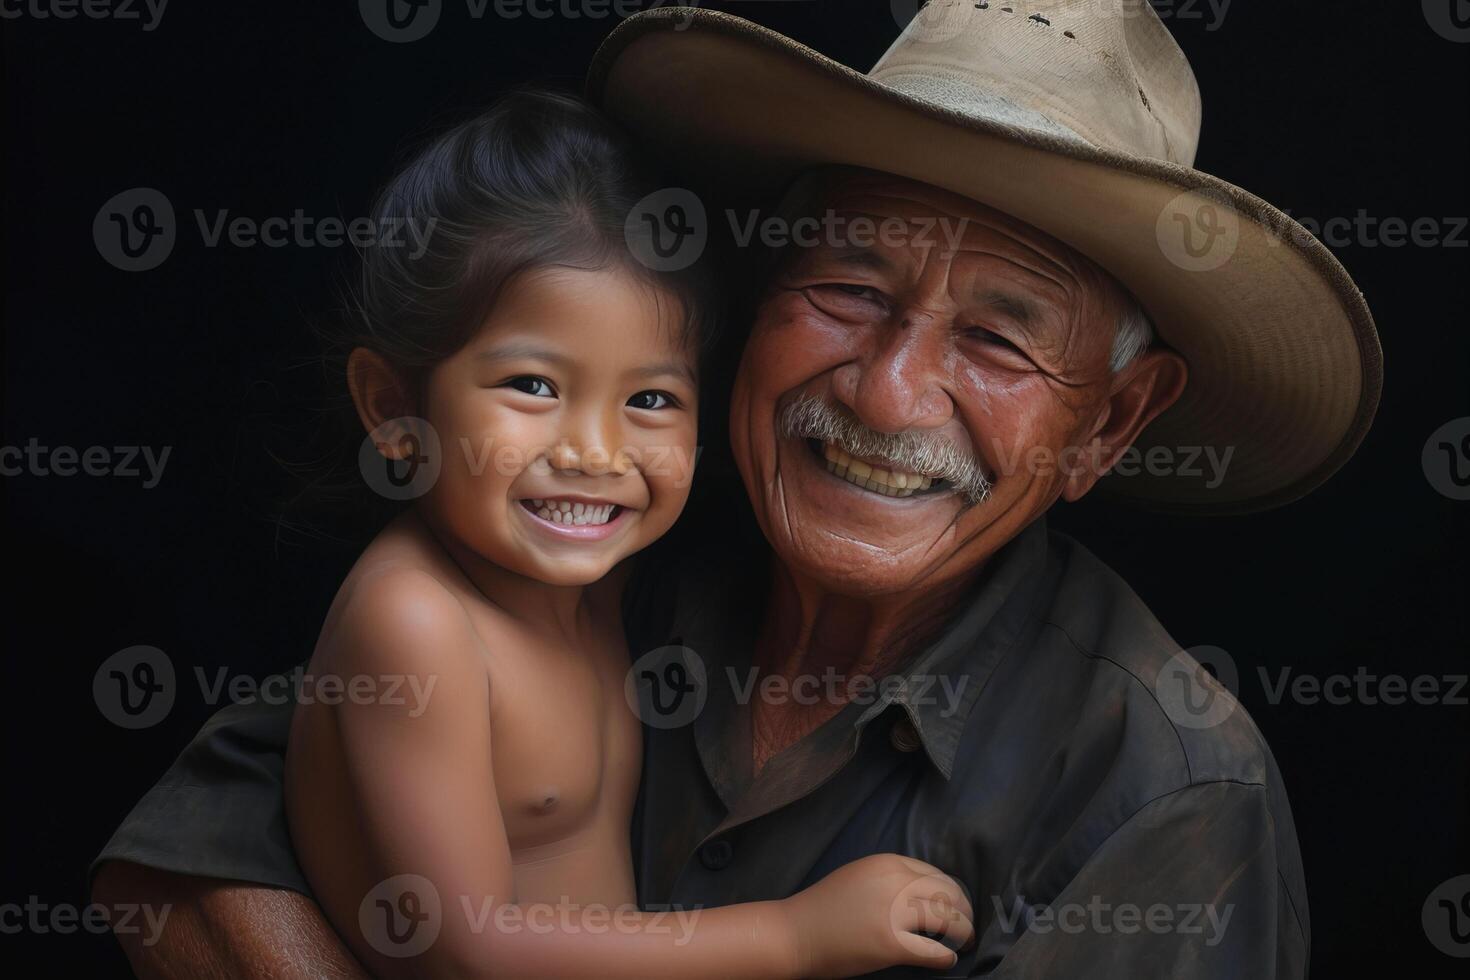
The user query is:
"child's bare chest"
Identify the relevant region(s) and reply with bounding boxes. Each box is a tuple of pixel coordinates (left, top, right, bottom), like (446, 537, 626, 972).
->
(481, 626, 643, 855)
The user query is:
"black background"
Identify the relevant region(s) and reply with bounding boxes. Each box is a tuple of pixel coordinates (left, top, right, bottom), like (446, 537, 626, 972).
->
(3, 1, 1467, 975)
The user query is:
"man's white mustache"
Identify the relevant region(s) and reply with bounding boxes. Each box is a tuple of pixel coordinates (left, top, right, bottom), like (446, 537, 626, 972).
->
(778, 395, 992, 505)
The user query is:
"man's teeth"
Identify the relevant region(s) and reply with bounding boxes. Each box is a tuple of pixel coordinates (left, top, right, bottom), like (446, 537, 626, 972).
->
(528, 499, 617, 526)
(821, 442, 932, 497)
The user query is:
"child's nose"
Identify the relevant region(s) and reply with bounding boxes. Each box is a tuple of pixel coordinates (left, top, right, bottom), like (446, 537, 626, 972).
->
(547, 439, 635, 476)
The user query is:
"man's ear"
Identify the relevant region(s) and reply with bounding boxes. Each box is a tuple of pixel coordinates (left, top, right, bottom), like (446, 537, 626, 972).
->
(346, 347, 418, 460)
(1061, 348, 1189, 502)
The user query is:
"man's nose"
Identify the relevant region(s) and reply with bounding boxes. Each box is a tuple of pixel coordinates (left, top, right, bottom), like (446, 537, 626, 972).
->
(832, 313, 954, 434)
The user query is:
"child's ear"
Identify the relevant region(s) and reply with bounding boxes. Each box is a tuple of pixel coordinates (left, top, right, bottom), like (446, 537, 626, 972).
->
(347, 347, 417, 459)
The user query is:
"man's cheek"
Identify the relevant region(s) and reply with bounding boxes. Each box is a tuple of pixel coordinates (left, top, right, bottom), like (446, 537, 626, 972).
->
(752, 305, 856, 370)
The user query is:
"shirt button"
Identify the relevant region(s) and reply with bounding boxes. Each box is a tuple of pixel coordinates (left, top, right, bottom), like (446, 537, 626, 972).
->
(699, 839, 734, 870)
(890, 716, 922, 753)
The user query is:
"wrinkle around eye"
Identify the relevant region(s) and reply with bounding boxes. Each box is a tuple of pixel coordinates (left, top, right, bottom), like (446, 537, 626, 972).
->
(959, 329, 1041, 373)
(802, 283, 891, 321)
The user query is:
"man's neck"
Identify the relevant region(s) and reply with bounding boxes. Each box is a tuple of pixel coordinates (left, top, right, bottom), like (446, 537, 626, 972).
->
(746, 556, 984, 774)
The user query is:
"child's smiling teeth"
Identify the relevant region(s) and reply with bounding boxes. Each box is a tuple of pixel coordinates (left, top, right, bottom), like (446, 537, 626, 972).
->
(820, 441, 933, 497)
(527, 498, 617, 526)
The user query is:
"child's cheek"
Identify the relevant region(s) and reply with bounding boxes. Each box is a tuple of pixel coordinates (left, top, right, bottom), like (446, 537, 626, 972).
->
(644, 424, 698, 534)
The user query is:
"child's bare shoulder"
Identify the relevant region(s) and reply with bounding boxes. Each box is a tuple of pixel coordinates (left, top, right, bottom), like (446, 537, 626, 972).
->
(315, 516, 490, 682)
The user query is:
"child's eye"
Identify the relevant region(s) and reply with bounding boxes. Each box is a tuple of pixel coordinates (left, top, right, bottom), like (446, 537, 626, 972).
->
(502, 376, 556, 397)
(627, 390, 678, 411)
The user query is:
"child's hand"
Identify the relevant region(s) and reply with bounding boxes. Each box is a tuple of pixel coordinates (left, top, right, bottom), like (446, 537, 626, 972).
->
(776, 852, 975, 978)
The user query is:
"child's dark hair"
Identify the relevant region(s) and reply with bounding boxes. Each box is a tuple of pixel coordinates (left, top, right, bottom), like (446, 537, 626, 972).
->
(273, 87, 721, 546)
(339, 86, 717, 392)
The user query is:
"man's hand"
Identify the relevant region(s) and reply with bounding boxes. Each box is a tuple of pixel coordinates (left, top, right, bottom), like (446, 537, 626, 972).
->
(92, 860, 367, 979)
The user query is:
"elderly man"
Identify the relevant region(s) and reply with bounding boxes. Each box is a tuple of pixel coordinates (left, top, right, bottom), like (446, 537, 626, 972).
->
(93, 4, 1379, 978)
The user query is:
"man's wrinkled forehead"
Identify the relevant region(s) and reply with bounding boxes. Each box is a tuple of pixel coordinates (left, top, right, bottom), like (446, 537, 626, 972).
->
(796, 167, 1094, 283)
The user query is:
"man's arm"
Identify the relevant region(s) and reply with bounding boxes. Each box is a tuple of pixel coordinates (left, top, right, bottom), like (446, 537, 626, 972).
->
(89, 694, 337, 978)
(977, 779, 1308, 979)
(92, 860, 367, 980)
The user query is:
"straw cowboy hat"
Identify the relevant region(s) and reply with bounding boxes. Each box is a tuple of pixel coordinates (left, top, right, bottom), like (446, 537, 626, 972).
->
(586, 0, 1382, 514)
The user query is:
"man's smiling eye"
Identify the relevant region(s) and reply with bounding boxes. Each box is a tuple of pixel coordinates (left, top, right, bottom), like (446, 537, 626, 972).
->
(805, 283, 890, 320)
(966, 328, 1025, 353)
(502, 375, 556, 397)
(627, 390, 678, 410)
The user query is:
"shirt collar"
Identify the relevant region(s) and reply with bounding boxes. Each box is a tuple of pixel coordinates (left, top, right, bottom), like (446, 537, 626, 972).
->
(858, 515, 1052, 777)
(672, 514, 1053, 795)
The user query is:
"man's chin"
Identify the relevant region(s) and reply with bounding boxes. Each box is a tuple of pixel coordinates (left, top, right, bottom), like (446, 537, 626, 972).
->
(762, 455, 971, 597)
(773, 538, 940, 598)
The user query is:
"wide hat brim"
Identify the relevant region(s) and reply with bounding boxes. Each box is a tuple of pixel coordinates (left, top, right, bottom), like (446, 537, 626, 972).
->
(587, 9, 1382, 515)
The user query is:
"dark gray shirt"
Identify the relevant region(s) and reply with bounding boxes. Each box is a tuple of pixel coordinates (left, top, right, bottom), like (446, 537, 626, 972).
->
(96, 516, 1308, 978)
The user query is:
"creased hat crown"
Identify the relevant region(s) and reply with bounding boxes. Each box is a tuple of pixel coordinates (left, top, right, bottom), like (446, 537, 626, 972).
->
(871, 0, 1201, 164)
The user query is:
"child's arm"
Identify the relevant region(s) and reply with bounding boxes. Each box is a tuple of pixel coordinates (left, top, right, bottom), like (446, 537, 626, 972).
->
(288, 569, 972, 980)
